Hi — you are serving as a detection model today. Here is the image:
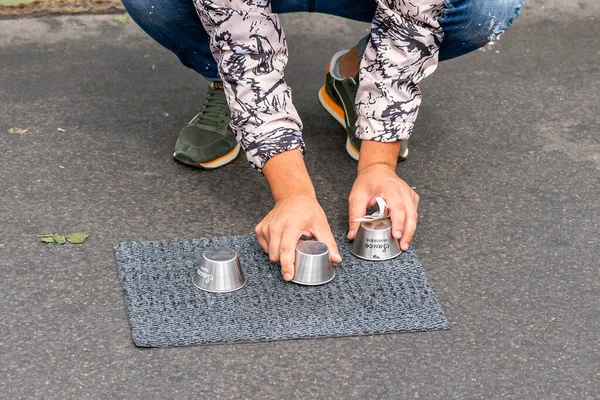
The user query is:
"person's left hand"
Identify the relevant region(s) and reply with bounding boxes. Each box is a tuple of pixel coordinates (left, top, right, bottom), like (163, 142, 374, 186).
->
(347, 163, 420, 251)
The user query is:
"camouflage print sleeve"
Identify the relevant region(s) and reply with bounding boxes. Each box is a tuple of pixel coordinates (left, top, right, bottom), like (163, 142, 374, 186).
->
(356, 0, 445, 142)
(194, 0, 304, 172)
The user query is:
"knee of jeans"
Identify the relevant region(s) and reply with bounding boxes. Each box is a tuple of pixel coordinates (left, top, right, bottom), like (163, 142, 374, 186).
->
(470, 0, 524, 43)
(121, 0, 165, 26)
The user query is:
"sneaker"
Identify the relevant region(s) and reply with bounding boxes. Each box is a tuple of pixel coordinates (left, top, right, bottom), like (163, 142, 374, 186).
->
(173, 82, 240, 169)
(317, 51, 408, 161)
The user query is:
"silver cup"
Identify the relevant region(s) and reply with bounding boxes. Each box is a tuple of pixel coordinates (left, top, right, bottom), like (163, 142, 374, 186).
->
(292, 240, 336, 285)
(192, 247, 246, 293)
(350, 218, 402, 261)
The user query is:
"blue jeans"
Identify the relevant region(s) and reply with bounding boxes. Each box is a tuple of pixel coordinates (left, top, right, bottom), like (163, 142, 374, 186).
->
(122, 0, 523, 81)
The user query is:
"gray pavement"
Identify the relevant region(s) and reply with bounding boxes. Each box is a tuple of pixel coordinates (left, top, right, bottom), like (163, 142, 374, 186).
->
(1, 4, 599, 399)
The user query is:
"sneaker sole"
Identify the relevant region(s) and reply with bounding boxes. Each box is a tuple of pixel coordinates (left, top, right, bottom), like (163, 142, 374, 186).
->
(318, 85, 360, 161)
(318, 85, 347, 128)
(173, 143, 241, 170)
(318, 84, 409, 161)
(198, 143, 241, 169)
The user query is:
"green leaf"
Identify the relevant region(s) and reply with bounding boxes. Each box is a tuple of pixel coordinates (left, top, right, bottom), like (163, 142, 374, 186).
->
(65, 232, 89, 244)
(52, 234, 66, 244)
(114, 14, 129, 23)
(40, 237, 55, 243)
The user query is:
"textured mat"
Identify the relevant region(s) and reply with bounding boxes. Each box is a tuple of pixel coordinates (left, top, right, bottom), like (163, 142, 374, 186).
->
(114, 233, 449, 346)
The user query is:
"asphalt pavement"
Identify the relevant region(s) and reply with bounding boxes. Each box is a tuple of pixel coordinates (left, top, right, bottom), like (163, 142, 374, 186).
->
(1, 3, 599, 399)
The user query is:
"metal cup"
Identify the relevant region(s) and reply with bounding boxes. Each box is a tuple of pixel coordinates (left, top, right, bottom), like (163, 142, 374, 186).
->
(292, 240, 335, 285)
(192, 247, 246, 293)
(350, 218, 402, 261)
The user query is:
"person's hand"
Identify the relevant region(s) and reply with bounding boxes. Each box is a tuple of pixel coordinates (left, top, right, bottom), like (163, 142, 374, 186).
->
(260, 149, 341, 281)
(255, 193, 342, 281)
(347, 140, 419, 251)
(348, 163, 419, 251)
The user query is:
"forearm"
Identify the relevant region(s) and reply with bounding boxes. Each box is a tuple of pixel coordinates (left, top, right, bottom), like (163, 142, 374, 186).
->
(357, 140, 402, 173)
(263, 149, 315, 202)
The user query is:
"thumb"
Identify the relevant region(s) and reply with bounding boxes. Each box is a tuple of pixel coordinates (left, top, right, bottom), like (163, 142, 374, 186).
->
(313, 225, 342, 263)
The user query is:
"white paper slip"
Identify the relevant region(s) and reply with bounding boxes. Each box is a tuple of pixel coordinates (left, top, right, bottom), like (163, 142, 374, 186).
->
(354, 196, 390, 222)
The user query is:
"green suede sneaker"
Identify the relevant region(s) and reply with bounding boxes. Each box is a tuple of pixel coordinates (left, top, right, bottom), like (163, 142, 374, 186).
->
(317, 54, 408, 162)
(173, 82, 240, 169)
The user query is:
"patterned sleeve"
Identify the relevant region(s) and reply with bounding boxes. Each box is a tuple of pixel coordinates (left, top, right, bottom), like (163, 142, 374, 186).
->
(194, 0, 304, 172)
(356, 0, 445, 142)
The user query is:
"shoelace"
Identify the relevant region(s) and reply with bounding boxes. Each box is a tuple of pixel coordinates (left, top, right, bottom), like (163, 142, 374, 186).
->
(195, 83, 228, 125)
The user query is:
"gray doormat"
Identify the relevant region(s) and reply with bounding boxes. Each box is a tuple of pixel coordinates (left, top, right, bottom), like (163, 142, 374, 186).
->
(114, 233, 448, 346)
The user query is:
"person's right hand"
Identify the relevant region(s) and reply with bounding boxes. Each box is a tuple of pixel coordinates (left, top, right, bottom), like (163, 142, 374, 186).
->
(255, 193, 342, 282)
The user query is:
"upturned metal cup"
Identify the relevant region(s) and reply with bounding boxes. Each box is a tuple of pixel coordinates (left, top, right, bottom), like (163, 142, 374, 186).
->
(292, 240, 335, 286)
(192, 248, 246, 293)
(350, 218, 402, 261)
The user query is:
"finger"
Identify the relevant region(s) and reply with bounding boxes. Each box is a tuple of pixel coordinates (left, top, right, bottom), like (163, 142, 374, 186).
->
(255, 224, 269, 253)
(268, 223, 284, 263)
(388, 198, 406, 241)
(279, 229, 301, 281)
(400, 204, 418, 251)
(348, 193, 369, 240)
(313, 224, 342, 263)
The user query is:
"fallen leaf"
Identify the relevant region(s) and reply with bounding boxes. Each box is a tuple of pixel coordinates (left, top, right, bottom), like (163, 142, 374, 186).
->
(9, 127, 28, 135)
(114, 14, 129, 23)
(39, 232, 89, 245)
(65, 232, 89, 244)
(52, 234, 66, 244)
